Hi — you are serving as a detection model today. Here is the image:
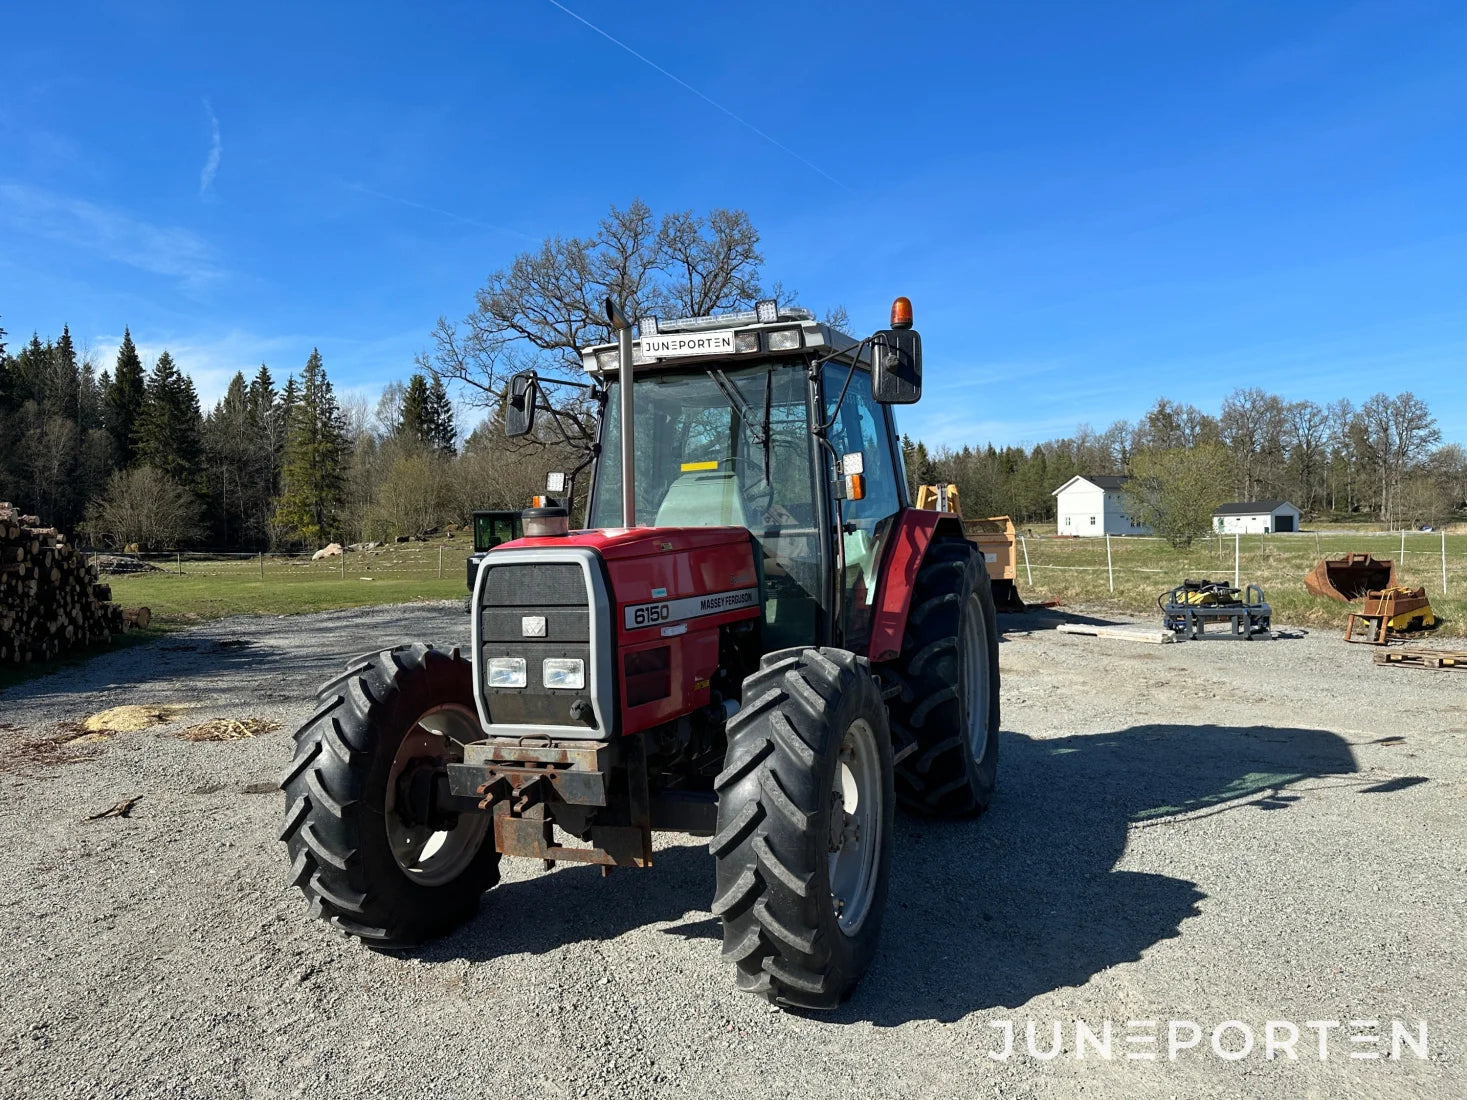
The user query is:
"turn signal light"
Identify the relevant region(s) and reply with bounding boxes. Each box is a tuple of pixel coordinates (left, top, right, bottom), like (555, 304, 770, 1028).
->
(891, 296, 913, 329)
(845, 473, 866, 501)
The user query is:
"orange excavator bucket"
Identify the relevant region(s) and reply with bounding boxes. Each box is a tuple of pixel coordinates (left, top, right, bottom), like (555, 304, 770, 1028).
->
(1304, 553, 1397, 602)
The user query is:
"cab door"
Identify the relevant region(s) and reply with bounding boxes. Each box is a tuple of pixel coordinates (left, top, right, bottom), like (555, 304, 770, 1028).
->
(822, 364, 905, 651)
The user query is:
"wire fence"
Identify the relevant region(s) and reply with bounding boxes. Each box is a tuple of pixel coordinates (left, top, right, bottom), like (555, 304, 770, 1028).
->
(90, 540, 477, 583)
(1012, 530, 1463, 603)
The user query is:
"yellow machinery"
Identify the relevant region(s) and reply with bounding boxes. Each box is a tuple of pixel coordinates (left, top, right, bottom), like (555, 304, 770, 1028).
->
(1345, 587, 1437, 645)
(915, 484, 1024, 611)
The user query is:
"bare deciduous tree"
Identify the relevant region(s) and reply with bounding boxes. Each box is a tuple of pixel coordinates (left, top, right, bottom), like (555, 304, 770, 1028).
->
(425, 200, 778, 409)
(88, 465, 200, 550)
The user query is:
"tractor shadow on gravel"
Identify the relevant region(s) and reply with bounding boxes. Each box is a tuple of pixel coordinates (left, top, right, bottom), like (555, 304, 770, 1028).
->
(411, 721, 1379, 1027)
(837, 721, 1367, 1025)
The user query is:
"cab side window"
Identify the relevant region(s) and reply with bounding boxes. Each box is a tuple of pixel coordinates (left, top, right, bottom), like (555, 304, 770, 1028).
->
(823, 366, 902, 648)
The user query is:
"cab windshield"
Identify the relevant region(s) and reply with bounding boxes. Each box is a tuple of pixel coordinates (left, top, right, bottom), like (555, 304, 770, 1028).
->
(589, 361, 822, 647)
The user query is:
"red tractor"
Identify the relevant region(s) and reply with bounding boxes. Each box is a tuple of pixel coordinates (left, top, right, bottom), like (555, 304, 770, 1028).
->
(280, 296, 1000, 1009)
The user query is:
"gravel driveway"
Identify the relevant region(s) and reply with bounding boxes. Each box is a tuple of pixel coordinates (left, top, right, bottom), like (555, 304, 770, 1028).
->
(1, 602, 1462, 1099)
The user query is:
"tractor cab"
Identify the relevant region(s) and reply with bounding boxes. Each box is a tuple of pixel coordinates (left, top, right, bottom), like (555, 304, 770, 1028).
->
(511, 299, 924, 655)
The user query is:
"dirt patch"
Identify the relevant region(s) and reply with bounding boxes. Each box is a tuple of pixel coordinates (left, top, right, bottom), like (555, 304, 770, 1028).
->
(174, 717, 279, 742)
(83, 705, 190, 733)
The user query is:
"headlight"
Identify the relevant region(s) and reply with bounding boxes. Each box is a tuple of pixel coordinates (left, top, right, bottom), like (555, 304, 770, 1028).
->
(542, 658, 585, 690)
(765, 328, 802, 351)
(486, 657, 527, 688)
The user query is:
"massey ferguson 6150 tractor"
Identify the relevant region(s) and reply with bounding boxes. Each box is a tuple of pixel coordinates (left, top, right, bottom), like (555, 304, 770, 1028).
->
(280, 295, 1000, 1009)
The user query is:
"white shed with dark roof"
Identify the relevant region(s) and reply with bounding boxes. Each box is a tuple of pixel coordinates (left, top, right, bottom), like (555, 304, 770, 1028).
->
(1212, 501, 1301, 534)
(1052, 474, 1152, 536)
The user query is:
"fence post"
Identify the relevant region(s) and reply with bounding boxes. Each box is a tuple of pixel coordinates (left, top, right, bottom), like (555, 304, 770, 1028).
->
(259, 551, 265, 580)
(1443, 531, 1449, 594)
(1234, 533, 1240, 589)
(177, 550, 182, 575)
(341, 550, 346, 580)
(1314, 531, 1320, 556)
(1020, 535, 1033, 587)
(439, 545, 444, 579)
(1105, 533, 1114, 593)
(1400, 528, 1406, 570)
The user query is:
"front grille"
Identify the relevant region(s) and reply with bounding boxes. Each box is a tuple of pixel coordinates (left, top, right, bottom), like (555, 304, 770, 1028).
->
(481, 563, 584, 607)
(477, 561, 596, 730)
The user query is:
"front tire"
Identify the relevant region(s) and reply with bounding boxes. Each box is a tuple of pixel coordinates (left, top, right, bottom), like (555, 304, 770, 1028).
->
(887, 538, 1000, 816)
(279, 643, 500, 947)
(711, 647, 895, 1010)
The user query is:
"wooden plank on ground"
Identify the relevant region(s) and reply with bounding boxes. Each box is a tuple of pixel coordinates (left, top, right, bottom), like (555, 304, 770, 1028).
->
(1056, 623, 1176, 644)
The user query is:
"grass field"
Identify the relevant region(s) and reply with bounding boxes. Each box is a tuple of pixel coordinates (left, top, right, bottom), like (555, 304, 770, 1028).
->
(1013, 529, 1465, 629)
(103, 538, 476, 621)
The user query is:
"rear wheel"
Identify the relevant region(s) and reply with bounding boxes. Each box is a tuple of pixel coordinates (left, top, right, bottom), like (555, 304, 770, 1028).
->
(711, 647, 894, 1010)
(887, 538, 1000, 816)
(279, 644, 500, 947)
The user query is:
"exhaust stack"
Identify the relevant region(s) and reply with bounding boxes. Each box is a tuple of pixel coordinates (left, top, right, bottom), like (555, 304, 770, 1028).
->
(605, 297, 636, 528)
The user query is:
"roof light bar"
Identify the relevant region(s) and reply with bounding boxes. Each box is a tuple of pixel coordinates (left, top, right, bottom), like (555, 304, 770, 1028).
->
(656, 304, 815, 334)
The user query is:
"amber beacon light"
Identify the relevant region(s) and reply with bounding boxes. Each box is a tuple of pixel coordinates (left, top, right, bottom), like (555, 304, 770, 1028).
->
(890, 296, 913, 329)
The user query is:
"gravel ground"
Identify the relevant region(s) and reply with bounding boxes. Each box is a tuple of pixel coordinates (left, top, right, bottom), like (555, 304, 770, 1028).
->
(1, 602, 1463, 1099)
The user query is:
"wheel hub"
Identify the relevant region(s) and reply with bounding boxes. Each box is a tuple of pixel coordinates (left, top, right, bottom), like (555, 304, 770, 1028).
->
(827, 719, 882, 935)
(383, 706, 490, 888)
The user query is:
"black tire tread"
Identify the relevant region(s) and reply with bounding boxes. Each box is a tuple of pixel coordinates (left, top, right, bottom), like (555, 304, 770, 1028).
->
(711, 647, 893, 1010)
(886, 537, 1000, 816)
(279, 643, 499, 949)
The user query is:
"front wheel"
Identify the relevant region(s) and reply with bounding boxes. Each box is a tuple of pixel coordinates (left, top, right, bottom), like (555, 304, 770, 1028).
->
(711, 647, 895, 1010)
(279, 643, 500, 947)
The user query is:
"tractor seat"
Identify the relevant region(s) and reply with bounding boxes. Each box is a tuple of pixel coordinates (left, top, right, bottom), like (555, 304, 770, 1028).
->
(655, 471, 750, 529)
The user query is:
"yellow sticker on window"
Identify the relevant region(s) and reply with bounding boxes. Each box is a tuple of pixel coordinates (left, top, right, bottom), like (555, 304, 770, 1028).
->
(680, 460, 720, 472)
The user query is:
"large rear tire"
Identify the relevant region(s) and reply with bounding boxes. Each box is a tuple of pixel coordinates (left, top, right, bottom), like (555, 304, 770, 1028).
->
(279, 643, 500, 947)
(711, 647, 895, 1010)
(887, 538, 1000, 816)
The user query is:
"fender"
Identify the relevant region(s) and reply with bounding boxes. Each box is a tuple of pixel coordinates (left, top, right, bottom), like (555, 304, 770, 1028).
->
(867, 507, 967, 662)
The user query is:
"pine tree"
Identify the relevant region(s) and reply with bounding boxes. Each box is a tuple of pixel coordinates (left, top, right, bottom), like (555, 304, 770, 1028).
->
(398, 373, 431, 444)
(134, 350, 203, 488)
(426, 375, 457, 454)
(107, 328, 147, 467)
(205, 372, 254, 544)
(274, 349, 347, 544)
(0, 317, 14, 414)
(49, 324, 80, 421)
(14, 334, 50, 406)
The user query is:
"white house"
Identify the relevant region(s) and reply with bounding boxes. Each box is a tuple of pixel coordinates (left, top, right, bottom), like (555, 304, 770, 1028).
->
(1212, 501, 1301, 534)
(1052, 475, 1152, 536)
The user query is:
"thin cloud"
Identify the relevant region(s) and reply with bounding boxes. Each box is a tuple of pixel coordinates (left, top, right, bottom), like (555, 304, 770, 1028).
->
(347, 182, 539, 241)
(0, 181, 223, 288)
(200, 100, 222, 193)
(542, 0, 849, 191)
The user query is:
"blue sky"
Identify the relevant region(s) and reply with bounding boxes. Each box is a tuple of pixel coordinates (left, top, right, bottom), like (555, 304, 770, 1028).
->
(2, 1, 1464, 448)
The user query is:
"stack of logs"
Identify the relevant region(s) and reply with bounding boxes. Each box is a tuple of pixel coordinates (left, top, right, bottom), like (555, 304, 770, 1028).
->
(0, 503, 151, 664)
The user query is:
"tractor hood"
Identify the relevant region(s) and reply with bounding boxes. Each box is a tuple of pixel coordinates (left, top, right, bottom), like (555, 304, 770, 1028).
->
(493, 525, 754, 564)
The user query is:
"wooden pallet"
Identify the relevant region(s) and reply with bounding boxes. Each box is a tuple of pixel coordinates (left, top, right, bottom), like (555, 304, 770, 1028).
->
(1373, 648, 1467, 672)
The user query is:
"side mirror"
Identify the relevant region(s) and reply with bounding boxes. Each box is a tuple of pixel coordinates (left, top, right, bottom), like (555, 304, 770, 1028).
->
(505, 372, 538, 437)
(870, 328, 922, 404)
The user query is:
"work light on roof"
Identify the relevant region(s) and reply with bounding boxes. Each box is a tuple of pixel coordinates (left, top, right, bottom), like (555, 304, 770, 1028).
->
(755, 299, 779, 323)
